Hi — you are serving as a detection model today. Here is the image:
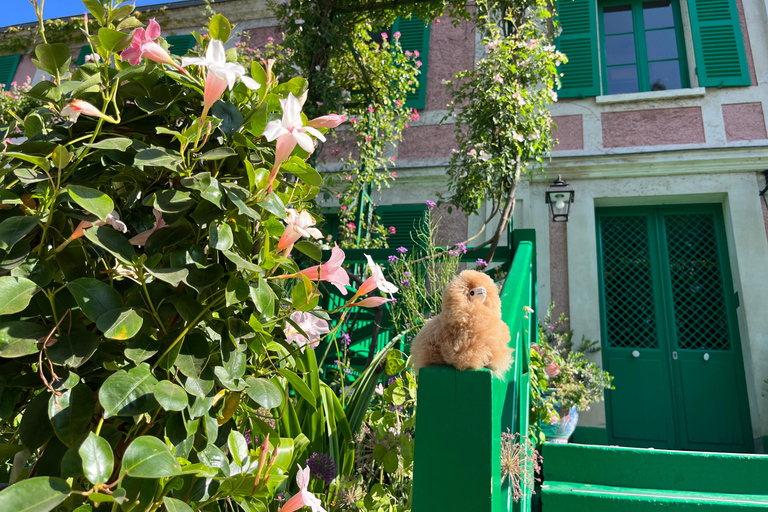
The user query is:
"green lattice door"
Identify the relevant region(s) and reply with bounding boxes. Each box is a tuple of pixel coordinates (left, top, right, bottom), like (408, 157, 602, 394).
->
(597, 205, 752, 452)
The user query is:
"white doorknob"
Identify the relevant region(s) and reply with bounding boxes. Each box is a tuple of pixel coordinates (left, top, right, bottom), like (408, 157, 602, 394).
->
(632, 350, 640, 358)
(703, 353, 710, 361)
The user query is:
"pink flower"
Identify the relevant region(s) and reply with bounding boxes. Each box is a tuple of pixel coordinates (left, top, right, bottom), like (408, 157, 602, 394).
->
(365, 136, 372, 141)
(388, 226, 396, 235)
(393, 31, 401, 38)
(381, 32, 388, 40)
(351, 296, 393, 308)
(298, 244, 350, 295)
(60, 100, 109, 123)
(182, 40, 259, 127)
(355, 254, 398, 297)
(494, 74, 503, 83)
(405, 51, 412, 57)
(278, 209, 323, 254)
(415, 60, 422, 68)
(285, 312, 329, 352)
(392, 172, 398, 178)
(58, 210, 127, 251)
(410, 110, 419, 121)
(545, 361, 560, 377)
(129, 208, 167, 246)
(367, 106, 375, 113)
(279, 465, 327, 512)
(121, 19, 186, 74)
(395, 99, 402, 107)
(340, 206, 347, 210)
(263, 93, 345, 193)
(414, 50, 420, 58)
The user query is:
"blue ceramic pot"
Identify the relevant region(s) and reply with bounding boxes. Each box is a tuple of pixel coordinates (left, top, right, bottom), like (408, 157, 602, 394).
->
(539, 390, 579, 443)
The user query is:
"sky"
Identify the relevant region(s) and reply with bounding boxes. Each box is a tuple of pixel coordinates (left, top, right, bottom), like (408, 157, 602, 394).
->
(5, 0, 185, 27)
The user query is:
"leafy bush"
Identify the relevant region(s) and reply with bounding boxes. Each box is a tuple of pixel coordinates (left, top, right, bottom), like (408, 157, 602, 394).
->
(0, 3, 403, 511)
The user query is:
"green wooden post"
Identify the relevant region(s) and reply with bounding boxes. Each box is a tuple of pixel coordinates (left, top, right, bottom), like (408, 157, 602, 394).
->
(412, 234, 536, 512)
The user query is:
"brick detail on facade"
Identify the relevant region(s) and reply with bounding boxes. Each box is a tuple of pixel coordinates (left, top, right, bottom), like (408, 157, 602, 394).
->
(397, 124, 456, 160)
(549, 219, 570, 325)
(552, 115, 584, 151)
(318, 133, 358, 164)
(722, 102, 768, 141)
(425, 16, 475, 112)
(601, 107, 706, 148)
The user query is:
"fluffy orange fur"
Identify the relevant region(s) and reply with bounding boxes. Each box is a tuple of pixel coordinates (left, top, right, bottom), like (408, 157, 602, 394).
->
(410, 270, 512, 378)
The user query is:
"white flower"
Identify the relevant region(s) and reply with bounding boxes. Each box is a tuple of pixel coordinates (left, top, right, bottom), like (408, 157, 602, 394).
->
(182, 39, 259, 93)
(263, 92, 325, 153)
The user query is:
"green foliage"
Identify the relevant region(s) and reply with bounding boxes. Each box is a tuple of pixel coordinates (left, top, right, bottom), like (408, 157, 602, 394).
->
(444, 0, 564, 226)
(529, 305, 614, 441)
(0, 79, 44, 127)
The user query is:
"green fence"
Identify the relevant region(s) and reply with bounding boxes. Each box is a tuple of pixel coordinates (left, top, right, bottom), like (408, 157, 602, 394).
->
(411, 229, 537, 512)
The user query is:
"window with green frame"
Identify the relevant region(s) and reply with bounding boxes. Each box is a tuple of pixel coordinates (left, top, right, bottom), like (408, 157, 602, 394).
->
(391, 17, 430, 110)
(599, 0, 689, 94)
(0, 54, 21, 88)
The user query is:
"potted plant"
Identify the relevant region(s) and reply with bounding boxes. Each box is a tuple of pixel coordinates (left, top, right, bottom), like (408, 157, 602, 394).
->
(529, 305, 614, 444)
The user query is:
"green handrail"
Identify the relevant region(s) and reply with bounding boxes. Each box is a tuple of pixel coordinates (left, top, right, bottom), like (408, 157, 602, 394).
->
(411, 229, 536, 512)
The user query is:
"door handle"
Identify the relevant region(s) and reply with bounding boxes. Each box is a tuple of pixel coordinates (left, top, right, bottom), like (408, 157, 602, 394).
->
(704, 353, 710, 361)
(673, 351, 678, 360)
(632, 350, 640, 358)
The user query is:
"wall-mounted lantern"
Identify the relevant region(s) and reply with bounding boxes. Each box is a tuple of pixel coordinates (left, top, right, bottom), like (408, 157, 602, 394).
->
(545, 175, 575, 222)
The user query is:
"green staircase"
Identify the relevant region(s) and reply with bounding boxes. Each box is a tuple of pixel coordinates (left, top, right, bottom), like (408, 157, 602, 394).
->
(541, 444, 768, 511)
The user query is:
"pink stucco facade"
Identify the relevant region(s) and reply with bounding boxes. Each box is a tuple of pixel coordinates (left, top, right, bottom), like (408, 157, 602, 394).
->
(397, 124, 456, 160)
(242, 26, 283, 50)
(736, 0, 758, 86)
(552, 115, 584, 151)
(425, 16, 475, 112)
(722, 102, 768, 141)
(601, 107, 706, 148)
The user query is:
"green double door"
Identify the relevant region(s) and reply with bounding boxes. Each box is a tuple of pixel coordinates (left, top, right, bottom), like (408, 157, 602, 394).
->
(596, 205, 752, 453)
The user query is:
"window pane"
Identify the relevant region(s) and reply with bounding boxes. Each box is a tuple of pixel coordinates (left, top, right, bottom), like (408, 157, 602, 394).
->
(607, 65, 640, 94)
(605, 34, 637, 65)
(604, 5, 634, 34)
(645, 28, 678, 61)
(648, 60, 682, 90)
(643, 0, 674, 29)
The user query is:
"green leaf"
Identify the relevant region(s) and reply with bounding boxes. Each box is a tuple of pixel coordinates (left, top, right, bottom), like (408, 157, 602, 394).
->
(144, 225, 193, 257)
(227, 431, 248, 466)
(211, 101, 243, 137)
(68, 278, 123, 323)
(184, 264, 224, 293)
(225, 276, 249, 306)
(124, 335, 157, 364)
(146, 267, 189, 287)
(51, 146, 71, 170)
(48, 383, 94, 445)
(175, 332, 209, 378)
(96, 308, 143, 340)
(278, 369, 316, 411)
(257, 192, 287, 219)
(222, 251, 261, 272)
(250, 278, 274, 317)
(134, 147, 182, 169)
(33, 43, 72, 78)
(83, 225, 136, 263)
(0, 216, 38, 251)
(208, 13, 232, 42)
(383, 450, 399, 473)
(0, 322, 48, 358)
(99, 364, 158, 419)
(70, 72, 102, 100)
(78, 433, 114, 486)
(47, 332, 99, 368)
(282, 160, 322, 187)
(153, 190, 194, 214)
(67, 185, 114, 222)
(163, 497, 194, 512)
(26, 81, 61, 102)
(198, 147, 236, 160)
(85, 138, 132, 151)
(121, 436, 181, 478)
(2, 152, 51, 172)
(98, 28, 132, 52)
(244, 377, 282, 409)
(294, 240, 321, 262)
(0, 476, 70, 512)
(210, 222, 234, 251)
(153, 381, 188, 412)
(20, 392, 54, 450)
(0, 276, 39, 316)
(82, 0, 106, 24)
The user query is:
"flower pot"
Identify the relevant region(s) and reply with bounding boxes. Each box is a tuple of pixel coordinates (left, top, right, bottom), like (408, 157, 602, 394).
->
(539, 389, 579, 443)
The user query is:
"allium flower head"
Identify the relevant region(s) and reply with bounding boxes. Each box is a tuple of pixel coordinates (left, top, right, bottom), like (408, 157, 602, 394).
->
(306, 452, 336, 484)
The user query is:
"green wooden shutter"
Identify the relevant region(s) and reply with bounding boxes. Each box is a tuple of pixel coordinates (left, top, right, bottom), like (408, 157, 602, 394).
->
(555, 0, 600, 98)
(378, 204, 426, 249)
(392, 17, 430, 110)
(76, 46, 93, 66)
(687, 0, 750, 87)
(0, 54, 21, 88)
(166, 34, 196, 56)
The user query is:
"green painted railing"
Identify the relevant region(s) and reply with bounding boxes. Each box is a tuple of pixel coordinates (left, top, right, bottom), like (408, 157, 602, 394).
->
(411, 229, 537, 512)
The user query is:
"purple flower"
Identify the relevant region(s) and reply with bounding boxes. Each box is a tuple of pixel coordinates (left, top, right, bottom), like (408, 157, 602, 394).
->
(400, 279, 410, 287)
(404, 271, 411, 277)
(391, 298, 398, 304)
(456, 242, 467, 254)
(425, 200, 436, 209)
(448, 249, 459, 257)
(396, 246, 408, 254)
(341, 333, 351, 347)
(388, 255, 399, 263)
(476, 258, 488, 267)
(388, 377, 397, 385)
(306, 452, 336, 484)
